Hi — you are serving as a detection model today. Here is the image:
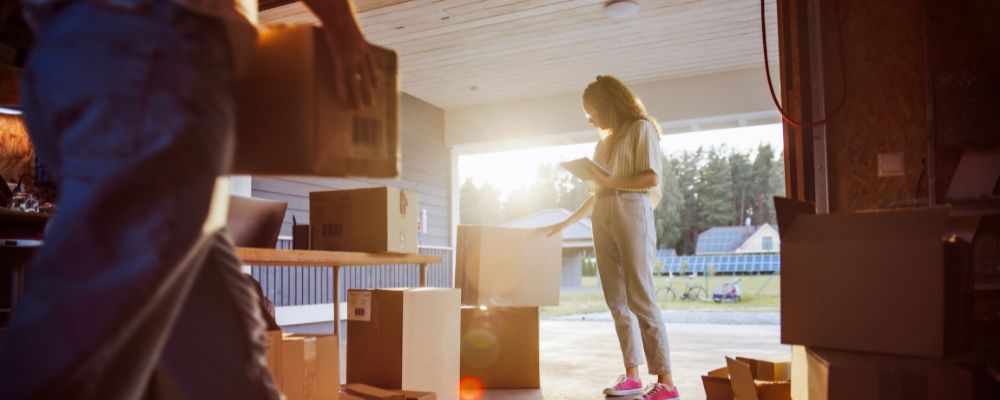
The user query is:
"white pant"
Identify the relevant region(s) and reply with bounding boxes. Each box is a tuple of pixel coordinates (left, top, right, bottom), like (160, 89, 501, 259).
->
(592, 192, 672, 375)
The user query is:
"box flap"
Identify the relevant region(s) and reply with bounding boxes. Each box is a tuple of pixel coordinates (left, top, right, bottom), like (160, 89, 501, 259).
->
(783, 207, 950, 243)
(344, 383, 405, 400)
(726, 357, 759, 400)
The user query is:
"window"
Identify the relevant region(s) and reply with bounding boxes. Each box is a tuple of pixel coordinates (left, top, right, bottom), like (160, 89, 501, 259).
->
(762, 236, 774, 251)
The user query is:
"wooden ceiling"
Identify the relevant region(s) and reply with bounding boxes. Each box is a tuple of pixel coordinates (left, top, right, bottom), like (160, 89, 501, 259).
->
(261, 0, 778, 110)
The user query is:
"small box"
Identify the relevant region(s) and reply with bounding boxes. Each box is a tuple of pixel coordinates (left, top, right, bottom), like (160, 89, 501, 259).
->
(460, 306, 539, 388)
(456, 225, 561, 307)
(701, 357, 790, 400)
(232, 24, 399, 177)
(292, 224, 310, 249)
(310, 187, 419, 254)
(347, 288, 460, 400)
(725, 357, 790, 400)
(282, 334, 340, 400)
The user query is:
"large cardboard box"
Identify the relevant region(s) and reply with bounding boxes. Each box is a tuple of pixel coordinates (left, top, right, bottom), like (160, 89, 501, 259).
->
(310, 187, 419, 253)
(281, 334, 340, 400)
(777, 201, 974, 357)
(232, 24, 399, 177)
(460, 306, 539, 388)
(793, 347, 972, 400)
(455, 225, 561, 307)
(347, 288, 460, 400)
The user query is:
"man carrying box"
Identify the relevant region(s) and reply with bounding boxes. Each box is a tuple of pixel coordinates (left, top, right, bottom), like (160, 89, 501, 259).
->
(0, 0, 375, 398)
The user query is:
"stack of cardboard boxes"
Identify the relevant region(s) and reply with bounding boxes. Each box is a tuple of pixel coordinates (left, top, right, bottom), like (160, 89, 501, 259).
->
(454, 225, 562, 391)
(775, 199, 988, 399)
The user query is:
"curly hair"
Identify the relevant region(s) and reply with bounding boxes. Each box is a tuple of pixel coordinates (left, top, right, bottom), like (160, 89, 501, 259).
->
(583, 75, 660, 162)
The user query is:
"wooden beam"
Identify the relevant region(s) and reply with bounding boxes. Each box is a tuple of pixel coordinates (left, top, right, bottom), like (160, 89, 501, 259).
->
(260, 0, 412, 13)
(777, 0, 815, 203)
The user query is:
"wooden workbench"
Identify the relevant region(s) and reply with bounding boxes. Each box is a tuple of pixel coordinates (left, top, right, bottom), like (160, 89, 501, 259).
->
(235, 247, 441, 335)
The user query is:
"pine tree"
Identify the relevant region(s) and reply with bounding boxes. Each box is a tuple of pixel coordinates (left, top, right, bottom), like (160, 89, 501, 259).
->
(654, 155, 682, 249)
(697, 148, 734, 229)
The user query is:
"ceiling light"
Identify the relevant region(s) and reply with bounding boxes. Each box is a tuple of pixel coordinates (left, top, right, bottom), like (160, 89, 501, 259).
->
(604, 0, 639, 19)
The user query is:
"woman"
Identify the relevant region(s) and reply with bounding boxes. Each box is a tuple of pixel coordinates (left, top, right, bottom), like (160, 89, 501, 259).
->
(544, 75, 678, 400)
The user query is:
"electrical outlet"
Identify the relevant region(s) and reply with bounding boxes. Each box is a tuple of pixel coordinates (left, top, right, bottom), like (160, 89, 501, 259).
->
(878, 152, 905, 177)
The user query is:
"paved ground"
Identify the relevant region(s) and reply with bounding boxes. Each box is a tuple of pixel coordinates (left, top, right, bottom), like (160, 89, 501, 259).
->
(287, 311, 789, 400)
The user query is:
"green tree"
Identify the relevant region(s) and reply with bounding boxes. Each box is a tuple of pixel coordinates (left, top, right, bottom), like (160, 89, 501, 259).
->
(674, 149, 702, 255)
(654, 155, 682, 249)
(459, 179, 504, 225)
(697, 148, 733, 229)
(751, 144, 783, 225)
(728, 150, 754, 226)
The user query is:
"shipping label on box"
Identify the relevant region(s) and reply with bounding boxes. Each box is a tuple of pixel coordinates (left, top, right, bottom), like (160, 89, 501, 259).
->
(456, 225, 561, 307)
(310, 187, 419, 254)
(232, 24, 399, 178)
(348, 290, 372, 322)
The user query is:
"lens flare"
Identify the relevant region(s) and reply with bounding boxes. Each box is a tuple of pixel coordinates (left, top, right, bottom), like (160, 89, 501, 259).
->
(459, 375, 484, 400)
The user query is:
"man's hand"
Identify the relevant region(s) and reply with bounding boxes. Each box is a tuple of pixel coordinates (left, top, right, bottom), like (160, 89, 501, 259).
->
(303, 0, 378, 110)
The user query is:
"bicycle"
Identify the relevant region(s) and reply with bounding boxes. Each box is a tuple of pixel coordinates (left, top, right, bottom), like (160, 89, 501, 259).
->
(656, 274, 709, 302)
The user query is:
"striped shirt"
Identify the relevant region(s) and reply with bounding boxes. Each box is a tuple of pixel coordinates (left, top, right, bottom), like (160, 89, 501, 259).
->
(593, 119, 664, 207)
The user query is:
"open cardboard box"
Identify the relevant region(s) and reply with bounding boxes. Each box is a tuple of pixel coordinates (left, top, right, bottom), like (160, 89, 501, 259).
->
(456, 225, 561, 307)
(775, 198, 974, 357)
(702, 357, 790, 400)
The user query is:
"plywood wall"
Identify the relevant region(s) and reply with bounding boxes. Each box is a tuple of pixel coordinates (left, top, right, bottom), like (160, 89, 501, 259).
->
(820, 0, 929, 212)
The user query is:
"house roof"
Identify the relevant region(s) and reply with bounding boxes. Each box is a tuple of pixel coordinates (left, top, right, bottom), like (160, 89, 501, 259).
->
(695, 225, 756, 255)
(734, 223, 780, 253)
(502, 208, 593, 248)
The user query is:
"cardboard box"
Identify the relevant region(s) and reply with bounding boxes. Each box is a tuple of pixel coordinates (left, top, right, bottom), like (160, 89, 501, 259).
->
(777, 201, 974, 357)
(702, 357, 790, 400)
(282, 334, 340, 400)
(232, 24, 399, 177)
(342, 383, 404, 400)
(310, 187, 419, 253)
(455, 225, 561, 307)
(347, 288, 460, 400)
(726, 357, 790, 400)
(460, 306, 539, 388)
(341, 384, 436, 400)
(794, 347, 973, 400)
(265, 330, 283, 389)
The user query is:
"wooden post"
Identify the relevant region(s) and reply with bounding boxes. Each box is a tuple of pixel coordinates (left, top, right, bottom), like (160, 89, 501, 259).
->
(419, 264, 427, 287)
(333, 265, 340, 336)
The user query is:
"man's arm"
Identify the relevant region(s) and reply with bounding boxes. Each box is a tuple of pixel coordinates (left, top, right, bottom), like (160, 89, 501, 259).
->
(301, 0, 377, 109)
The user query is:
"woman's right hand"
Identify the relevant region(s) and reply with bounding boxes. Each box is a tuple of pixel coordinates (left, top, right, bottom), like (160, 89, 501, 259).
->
(538, 222, 565, 237)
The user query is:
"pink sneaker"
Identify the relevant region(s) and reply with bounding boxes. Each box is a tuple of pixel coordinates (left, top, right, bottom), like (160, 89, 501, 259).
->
(635, 383, 680, 400)
(603, 375, 643, 397)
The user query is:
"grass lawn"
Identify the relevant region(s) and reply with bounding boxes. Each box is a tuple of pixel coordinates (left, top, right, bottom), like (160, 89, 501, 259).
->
(540, 274, 781, 317)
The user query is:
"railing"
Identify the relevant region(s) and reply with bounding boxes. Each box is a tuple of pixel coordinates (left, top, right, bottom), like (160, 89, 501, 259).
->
(249, 238, 453, 307)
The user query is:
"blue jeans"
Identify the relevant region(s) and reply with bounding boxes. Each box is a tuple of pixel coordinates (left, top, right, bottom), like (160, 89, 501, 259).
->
(0, 1, 278, 398)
